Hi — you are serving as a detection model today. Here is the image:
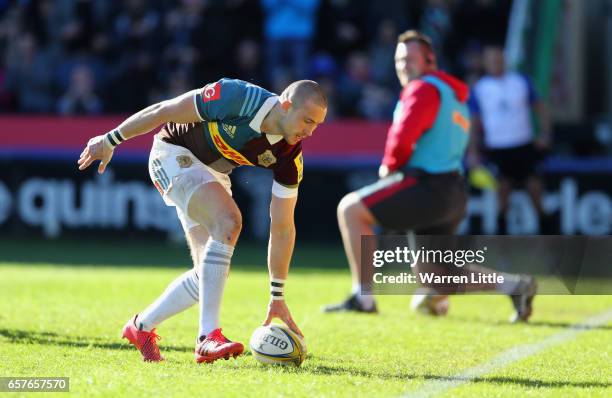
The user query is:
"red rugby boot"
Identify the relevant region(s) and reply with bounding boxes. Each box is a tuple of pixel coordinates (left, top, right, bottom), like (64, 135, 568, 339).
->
(121, 315, 164, 362)
(194, 328, 244, 363)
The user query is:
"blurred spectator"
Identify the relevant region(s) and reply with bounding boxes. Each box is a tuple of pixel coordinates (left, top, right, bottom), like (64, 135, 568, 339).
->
(369, 19, 400, 91)
(315, 0, 369, 62)
(337, 52, 370, 117)
(4, 31, 58, 113)
(57, 64, 103, 115)
(108, 0, 160, 110)
(0, 5, 21, 110)
(261, 0, 320, 81)
(0, 0, 514, 118)
(420, 0, 452, 69)
(310, 53, 339, 119)
(160, 0, 206, 82)
(112, 0, 160, 53)
(457, 40, 483, 86)
(358, 83, 394, 120)
(232, 39, 265, 85)
(468, 45, 553, 233)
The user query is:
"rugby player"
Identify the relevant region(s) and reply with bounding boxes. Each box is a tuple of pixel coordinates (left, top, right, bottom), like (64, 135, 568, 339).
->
(323, 31, 536, 322)
(78, 78, 327, 362)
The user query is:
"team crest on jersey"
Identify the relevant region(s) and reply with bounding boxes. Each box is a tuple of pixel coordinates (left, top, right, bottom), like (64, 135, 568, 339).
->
(202, 82, 221, 102)
(176, 155, 193, 168)
(257, 150, 277, 167)
(222, 123, 237, 138)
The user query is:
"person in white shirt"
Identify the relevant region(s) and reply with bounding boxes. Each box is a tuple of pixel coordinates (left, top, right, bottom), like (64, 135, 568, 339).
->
(468, 44, 552, 233)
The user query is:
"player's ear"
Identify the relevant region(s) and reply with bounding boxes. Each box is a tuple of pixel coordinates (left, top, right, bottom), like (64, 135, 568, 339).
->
(427, 52, 436, 66)
(280, 99, 292, 112)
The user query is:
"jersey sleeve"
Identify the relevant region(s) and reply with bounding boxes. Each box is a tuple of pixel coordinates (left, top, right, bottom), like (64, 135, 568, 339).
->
(193, 78, 250, 121)
(521, 74, 539, 105)
(381, 81, 440, 172)
(273, 143, 304, 190)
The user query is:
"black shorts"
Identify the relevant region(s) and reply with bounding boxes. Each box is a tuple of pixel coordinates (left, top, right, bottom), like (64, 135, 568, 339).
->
(486, 143, 541, 184)
(357, 169, 467, 234)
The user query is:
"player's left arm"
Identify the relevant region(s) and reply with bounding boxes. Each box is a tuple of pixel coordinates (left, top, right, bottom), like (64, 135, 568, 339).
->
(263, 193, 303, 337)
(532, 100, 552, 150)
(77, 89, 202, 173)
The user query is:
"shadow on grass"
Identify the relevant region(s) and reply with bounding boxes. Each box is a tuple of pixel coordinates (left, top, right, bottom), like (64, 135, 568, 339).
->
(450, 316, 612, 331)
(306, 364, 612, 389)
(2, 329, 610, 390)
(0, 328, 192, 353)
(419, 374, 612, 389)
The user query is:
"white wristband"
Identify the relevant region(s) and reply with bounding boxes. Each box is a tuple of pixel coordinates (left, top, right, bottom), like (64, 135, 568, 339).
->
(271, 278, 285, 300)
(105, 128, 127, 149)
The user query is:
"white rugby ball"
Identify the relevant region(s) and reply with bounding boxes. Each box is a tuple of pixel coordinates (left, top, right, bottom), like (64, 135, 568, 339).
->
(249, 324, 307, 366)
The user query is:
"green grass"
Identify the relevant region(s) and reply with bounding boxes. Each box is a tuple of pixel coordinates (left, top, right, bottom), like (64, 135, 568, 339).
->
(0, 241, 611, 397)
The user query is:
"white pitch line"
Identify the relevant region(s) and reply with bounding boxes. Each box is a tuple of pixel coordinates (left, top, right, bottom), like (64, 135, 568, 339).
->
(402, 309, 612, 398)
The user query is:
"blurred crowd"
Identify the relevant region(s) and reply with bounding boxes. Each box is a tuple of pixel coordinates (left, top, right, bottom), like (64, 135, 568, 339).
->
(0, 0, 511, 119)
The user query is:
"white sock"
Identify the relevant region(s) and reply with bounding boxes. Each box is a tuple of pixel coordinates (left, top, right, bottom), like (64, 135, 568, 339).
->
(198, 238, 234, 338)
(352, 281, 375, 309)
(138, 269, 199, 331)
(496, 273, 522, 294)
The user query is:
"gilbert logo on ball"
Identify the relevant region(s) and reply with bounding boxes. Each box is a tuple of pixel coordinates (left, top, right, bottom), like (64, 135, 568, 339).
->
(249, 324, 307, 366)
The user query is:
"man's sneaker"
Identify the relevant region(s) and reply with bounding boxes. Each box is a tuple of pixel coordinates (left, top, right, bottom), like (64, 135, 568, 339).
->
(410, 289, 449, 316)
(322, 294, 378, 313)
(509, 276, 537, 323)
(194, 328, 244, 364)
(121, 315, 164, 362)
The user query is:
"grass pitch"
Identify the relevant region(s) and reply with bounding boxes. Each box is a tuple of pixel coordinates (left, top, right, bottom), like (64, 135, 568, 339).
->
(0, 239, 611, 397)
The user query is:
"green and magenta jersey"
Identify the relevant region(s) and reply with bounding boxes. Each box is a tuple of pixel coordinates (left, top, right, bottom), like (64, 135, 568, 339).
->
(157, 78, 303, 190)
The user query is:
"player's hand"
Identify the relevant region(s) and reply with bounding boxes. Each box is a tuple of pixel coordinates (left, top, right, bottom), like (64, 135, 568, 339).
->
(263, 299, 303, 338)
(78, 135, 114, 173)
(378, 165, 390, 179)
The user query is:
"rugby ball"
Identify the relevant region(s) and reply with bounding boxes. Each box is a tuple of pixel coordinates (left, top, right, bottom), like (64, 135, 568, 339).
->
(249, 324, 307, 366)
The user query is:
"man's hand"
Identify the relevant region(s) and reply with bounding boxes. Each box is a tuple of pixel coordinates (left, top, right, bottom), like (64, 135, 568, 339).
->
(263, 299, 303, 338)
(78, 135, 114, 173)
(378, 165, 390, 179)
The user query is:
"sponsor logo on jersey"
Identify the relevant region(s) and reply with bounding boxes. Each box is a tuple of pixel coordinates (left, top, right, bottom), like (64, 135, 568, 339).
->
(222, 123, 237, 139)
(257, 150, 277, 167)
(452, 111, 470, 132)
(176, 155, 193, 168)
(202, 82, 221, 102)
(208, 122, 253, 166)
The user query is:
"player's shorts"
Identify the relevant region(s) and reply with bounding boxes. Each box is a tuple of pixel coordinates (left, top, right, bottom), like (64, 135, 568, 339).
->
(486, 142, 541, 184)
(356, 169, 467, 234)
(148, 135, 232, 230)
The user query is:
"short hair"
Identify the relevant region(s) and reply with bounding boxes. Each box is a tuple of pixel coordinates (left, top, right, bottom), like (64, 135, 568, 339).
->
(397, 30, 434, 56)
(281, 80, 327, 108)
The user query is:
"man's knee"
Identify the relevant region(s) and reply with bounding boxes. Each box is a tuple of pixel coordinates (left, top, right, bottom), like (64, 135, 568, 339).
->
(338, 193, 367, 223)
(212, 211, 242, 242)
